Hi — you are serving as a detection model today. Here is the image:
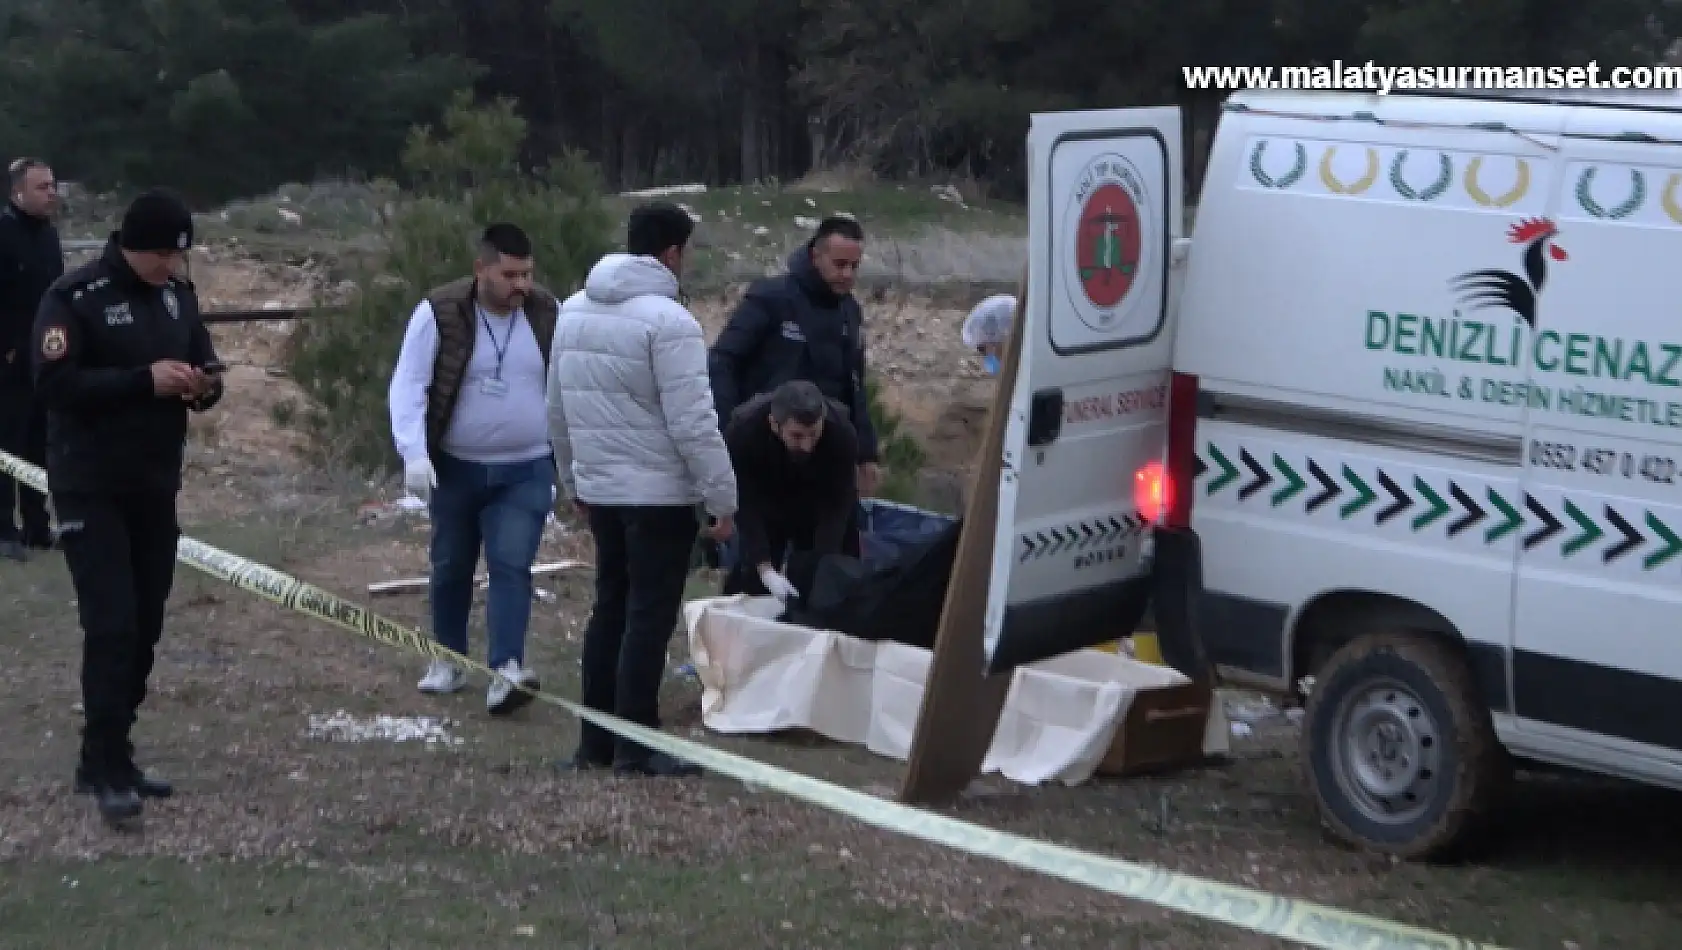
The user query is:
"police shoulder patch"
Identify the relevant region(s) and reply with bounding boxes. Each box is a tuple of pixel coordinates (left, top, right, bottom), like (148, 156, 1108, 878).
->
(41, 325, 68, 361)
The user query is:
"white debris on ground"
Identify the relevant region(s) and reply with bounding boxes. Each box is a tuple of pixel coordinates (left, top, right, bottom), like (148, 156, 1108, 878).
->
(305, 711, 465, 746)
(1223, 693, 1305, 738)
(931, 183, 969, 209)
(619, 183, 707, 198)
(1225, 696, 1279, 723)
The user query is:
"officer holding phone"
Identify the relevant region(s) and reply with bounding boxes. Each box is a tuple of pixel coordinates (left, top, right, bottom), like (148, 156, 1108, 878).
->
(31, 189, 223, 826)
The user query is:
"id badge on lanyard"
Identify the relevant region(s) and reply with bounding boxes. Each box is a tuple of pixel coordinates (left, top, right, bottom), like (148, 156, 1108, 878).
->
(478, 305, 517, 398)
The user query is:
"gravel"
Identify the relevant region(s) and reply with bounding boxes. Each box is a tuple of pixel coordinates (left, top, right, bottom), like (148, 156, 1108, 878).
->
(304, 711, 465, 746)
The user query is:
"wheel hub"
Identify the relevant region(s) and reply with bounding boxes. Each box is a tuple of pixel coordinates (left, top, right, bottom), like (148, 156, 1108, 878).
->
(1331, 681, 1442, 824)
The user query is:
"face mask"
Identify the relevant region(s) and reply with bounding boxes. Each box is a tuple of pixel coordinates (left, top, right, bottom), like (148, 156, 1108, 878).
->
(982, 353, 1000, 375)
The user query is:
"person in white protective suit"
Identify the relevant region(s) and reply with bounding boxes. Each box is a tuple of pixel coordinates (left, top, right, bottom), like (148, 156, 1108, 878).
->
(961, 294, 1016, 375)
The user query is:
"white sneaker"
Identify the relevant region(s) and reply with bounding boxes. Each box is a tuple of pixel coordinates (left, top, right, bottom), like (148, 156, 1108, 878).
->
(487, 660, 539, 716)
(417, 659, 466, 694)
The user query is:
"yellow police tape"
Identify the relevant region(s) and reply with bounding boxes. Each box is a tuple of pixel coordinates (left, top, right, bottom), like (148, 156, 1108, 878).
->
(0, 448, 1504, 950)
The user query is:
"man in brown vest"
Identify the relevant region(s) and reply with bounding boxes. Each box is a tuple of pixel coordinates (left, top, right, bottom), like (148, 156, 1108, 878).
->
(388, 223, 557, 715)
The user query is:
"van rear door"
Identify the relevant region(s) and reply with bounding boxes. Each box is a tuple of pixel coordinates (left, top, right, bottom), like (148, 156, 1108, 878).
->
(982, 107, 1185, 674)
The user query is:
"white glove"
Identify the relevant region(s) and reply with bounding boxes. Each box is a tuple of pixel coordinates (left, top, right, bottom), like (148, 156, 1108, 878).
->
(759, 567, 799, 602)
(403, 458, 437, 502)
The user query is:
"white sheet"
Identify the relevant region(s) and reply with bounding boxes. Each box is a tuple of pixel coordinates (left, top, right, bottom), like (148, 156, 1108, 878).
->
(682, 595, 1229, 786)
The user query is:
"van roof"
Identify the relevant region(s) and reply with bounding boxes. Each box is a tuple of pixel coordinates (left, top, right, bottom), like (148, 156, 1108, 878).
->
(1400, 88, 1682, 109)
(1227, 88, 1682, 139)
(1229, 87, 1682, 115)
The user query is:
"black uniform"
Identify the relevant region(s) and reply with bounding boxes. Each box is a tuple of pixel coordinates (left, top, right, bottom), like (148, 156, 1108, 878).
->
(32, 233, 221, 808)
(707, 247, 880, 463)
(720, 390, 860, 597)
(0, 199, 62, 550)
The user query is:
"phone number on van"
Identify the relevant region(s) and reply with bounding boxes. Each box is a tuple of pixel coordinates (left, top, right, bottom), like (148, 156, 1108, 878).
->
(1529, 439, 1680, 484)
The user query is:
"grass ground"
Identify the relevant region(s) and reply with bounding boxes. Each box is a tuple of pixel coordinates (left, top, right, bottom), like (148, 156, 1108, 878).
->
(2, 506, 1680, 950)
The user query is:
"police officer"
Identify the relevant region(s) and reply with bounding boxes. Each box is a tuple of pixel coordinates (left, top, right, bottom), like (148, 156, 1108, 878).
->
(32, 190, 223, 826)
(0, 158, 64, 560)
(708, 216, 880, 493)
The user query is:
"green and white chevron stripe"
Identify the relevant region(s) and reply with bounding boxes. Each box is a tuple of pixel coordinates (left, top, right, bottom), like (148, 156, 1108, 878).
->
(1194, 441, 1682, 571)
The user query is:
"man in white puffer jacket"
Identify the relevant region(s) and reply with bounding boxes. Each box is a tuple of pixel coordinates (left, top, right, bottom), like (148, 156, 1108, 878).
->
(547, 202, 737, 777)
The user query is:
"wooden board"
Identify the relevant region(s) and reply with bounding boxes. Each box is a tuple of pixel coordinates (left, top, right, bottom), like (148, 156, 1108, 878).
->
(367, 560, 592, 595)
(899, 272, 1027, 806)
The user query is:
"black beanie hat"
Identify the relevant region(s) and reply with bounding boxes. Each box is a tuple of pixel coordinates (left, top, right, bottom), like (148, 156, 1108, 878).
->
(118, 189, 193, 253)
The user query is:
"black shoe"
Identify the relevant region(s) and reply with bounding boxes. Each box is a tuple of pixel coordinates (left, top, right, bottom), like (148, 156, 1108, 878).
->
(613, 751, 702, 778)
(555, 751, 612, 773)
(76, 768, 173, 799)
(0, 539, 27, 562)
(92, 785, 143, 825)
(131, 772, 173, 799)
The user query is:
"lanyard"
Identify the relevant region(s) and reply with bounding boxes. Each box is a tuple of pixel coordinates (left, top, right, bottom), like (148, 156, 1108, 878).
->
(477, 305, 519, 380)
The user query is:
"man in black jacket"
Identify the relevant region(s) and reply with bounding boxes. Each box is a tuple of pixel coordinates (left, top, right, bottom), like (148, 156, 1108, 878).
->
(0, 158, 63, 560)
(33, 190, 223, 826)
(721, 380, 859, 601)
(708, 216, 880, 495)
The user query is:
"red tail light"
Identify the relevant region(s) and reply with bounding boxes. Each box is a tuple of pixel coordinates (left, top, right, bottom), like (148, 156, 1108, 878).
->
(1133, 372, 1198, 530)
(1134, 460, 1171, 524)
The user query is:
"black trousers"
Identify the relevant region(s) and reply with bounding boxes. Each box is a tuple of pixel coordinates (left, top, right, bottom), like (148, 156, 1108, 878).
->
(55, 490, 181, 783)
(0, 375, 49, 543)
(577, 504, 697, 764)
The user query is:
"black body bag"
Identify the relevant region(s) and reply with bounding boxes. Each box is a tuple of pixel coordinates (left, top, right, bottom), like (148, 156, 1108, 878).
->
(781, 504, 963, 650)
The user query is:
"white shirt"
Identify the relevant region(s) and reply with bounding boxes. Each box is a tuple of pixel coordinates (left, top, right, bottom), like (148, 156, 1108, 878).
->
(388, 299, 550, 466)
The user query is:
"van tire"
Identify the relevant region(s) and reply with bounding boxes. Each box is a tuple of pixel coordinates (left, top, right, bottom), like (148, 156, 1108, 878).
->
(1300, 632, 1507, 862)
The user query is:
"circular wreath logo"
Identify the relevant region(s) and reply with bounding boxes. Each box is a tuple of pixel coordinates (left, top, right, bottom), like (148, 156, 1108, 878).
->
(1066, 153, 1151, 334)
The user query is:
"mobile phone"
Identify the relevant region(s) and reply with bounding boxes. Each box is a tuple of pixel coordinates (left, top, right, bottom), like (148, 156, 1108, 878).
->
(201, 360, 226, 375)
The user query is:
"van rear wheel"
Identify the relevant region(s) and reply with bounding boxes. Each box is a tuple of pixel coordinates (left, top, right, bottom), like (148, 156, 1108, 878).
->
(1301, 633, 1507, 861)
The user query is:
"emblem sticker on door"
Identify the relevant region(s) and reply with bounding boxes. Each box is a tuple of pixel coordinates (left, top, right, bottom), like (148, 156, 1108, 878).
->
(1065, 153, 1153, 336)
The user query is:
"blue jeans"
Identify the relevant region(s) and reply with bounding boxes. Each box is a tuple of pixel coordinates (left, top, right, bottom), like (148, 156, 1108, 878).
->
(429, 453, 555, 669)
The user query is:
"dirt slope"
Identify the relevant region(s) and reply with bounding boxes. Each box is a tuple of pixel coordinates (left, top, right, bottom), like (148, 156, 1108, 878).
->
(192, 246, 1001, 502)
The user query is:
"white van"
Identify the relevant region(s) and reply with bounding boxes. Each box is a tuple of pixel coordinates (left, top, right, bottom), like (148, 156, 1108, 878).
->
(984, 88, 1682, 861)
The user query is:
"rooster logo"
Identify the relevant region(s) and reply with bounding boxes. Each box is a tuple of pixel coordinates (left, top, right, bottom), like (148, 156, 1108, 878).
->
(1449, 217, 1567, 329)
